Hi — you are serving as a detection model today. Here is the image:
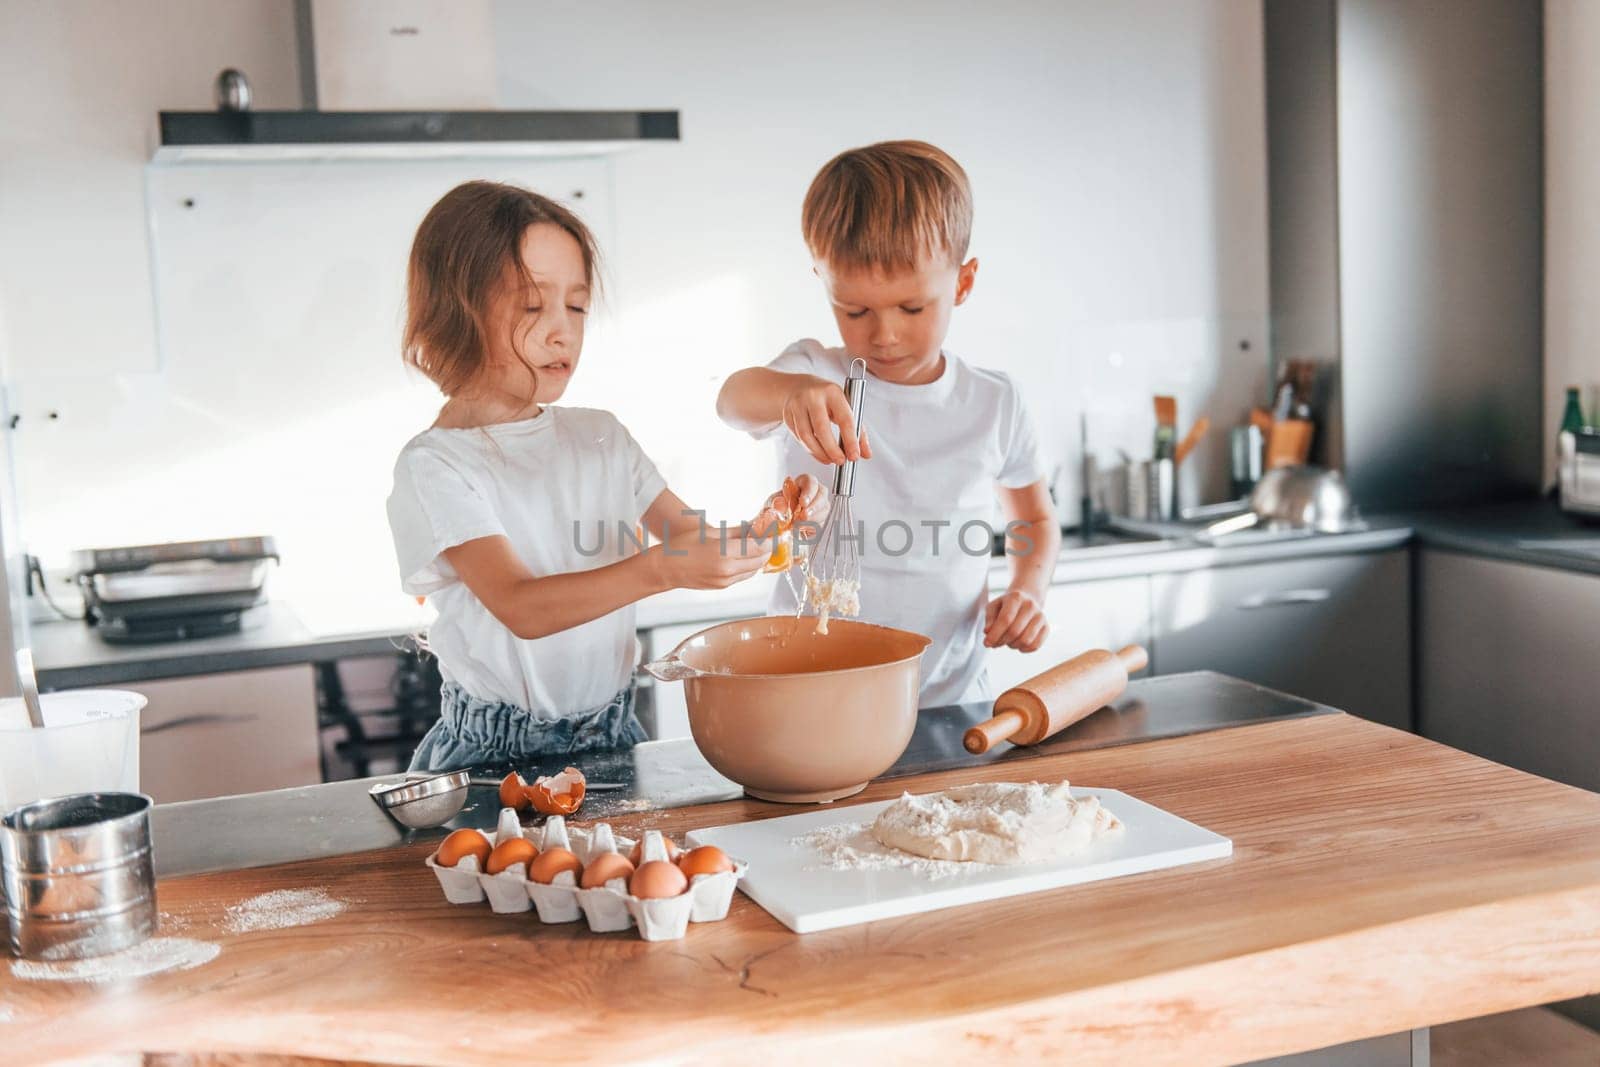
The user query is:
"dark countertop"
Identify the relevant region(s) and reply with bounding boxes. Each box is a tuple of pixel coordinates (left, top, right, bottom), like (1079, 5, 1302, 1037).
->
(1403, 497, 1600, 576)
(31, 601, 414, 691)
(151, 670, 1332, 878)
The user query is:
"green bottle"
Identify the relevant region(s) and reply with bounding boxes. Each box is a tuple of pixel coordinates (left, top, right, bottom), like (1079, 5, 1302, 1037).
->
(1557, 387, 1587, 502)
(1562, 386, 1587, 435)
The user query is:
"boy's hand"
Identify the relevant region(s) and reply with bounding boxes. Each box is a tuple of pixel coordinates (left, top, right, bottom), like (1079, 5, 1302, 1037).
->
(983, 589, 1049, 651)
(783, 376, 874, 467)
(792, 473, 828, 523)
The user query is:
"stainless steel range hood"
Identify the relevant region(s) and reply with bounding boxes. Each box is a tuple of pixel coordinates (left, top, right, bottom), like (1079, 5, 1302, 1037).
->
(153, 0, 678, 163)
(153, 110, 680, 163)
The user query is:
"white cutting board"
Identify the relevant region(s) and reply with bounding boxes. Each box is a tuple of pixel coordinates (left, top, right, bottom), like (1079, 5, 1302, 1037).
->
(686, 789, 1231, 934)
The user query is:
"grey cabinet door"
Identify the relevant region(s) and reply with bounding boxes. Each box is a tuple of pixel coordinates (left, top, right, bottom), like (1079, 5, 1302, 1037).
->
(1151, 549, 1412, 729)
(1419, 551, 1600, 792)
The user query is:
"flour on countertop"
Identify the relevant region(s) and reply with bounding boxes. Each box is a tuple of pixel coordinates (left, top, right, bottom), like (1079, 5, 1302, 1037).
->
(872, 781, 1121, 866)
(224, 887, 348, 934)
(794, 822, 996, 880)
(10, 938, 220, 984)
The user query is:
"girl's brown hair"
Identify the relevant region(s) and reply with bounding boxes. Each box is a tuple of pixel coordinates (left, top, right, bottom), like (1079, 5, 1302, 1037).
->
(403, 180, 601, 397)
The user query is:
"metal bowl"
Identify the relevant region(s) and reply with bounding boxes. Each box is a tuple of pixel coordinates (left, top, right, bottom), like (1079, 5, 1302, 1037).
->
(1201, 465, 1360, 539)
(1250, 465, 1358, 532)
(369, 770, 469, 829)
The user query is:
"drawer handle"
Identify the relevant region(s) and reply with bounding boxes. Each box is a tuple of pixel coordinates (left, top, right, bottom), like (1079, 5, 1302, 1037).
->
(1237, 588, 1331, 609)
(141, 712, 258, 735)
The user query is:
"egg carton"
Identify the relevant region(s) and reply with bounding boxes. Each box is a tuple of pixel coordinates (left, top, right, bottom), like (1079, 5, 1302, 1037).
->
(424, 808, 746, 942)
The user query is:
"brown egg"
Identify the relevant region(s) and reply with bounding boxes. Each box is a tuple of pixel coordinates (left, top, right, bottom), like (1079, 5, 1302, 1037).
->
(498, 772, 530, 812)
(628, 836, 681, 866)
(677, 845, 735, 879)
(484, 837, 538, 876)
(579, 852, 636, 889)
(527, 847, 583, 885)
(629, 860, 689, 899)
(436, 828, 492, 869)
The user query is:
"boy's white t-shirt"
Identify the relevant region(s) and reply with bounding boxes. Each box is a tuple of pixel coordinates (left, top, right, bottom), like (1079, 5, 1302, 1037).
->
(387, 406, 667, 715)
(756, 340, 1047, 707)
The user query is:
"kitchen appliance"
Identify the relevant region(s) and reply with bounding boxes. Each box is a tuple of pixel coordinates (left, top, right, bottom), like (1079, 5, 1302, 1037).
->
(72, 536, 278, 644)
(1199, 466, 1360, 539)
(2, 792, 156, 960)
(1558, 430, 1600, 520)
(686, 788, 1231, 934)
(643, 616, 930, 803)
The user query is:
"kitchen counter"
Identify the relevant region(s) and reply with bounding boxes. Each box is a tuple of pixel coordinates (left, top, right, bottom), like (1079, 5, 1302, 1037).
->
(29, 600, 416, 691)
(30, 524, 1414, 690)
(27, 499, 1592, 692)
(6, 708, 1600, 1064)
(150, 671, 1328, 877)
(1404, 497, 1600, 576)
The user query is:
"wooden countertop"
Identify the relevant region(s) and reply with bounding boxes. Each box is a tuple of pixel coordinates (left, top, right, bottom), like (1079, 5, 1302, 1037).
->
(7, 714, 1600, 1065)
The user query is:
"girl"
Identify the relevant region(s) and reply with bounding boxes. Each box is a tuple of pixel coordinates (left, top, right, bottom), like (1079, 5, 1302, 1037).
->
(388, 181, 819, 771)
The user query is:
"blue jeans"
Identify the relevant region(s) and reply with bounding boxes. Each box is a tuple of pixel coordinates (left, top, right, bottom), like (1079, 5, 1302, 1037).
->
(407, 682, 647, 772)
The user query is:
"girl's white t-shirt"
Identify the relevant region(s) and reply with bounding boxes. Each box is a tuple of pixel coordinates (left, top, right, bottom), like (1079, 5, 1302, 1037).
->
(387, 406, 667, 715)
(756, 340, 1047, 708)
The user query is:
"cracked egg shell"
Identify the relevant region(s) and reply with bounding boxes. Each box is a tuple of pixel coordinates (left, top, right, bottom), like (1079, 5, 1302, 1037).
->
(527, 767, 586, 816)
(498, 772, 530, 811)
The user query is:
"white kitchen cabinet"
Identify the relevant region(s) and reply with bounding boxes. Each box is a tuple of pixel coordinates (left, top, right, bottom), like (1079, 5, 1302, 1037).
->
(984, 576, 1152, 693)
(127, 664, 321, 803)
(1419, 550, 1600, 792)
(1151, 550, 1412, 729)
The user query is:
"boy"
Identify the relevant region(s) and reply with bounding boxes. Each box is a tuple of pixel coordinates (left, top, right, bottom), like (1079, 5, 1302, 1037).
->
(717, 140, 1060, 706)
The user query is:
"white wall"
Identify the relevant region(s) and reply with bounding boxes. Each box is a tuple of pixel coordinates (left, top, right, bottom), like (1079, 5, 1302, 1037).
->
(0, 0, 1269, 633)
(0, 0, 300, 381)
(1546, 0, 1600, 480)
(504, 0, 1271, 521)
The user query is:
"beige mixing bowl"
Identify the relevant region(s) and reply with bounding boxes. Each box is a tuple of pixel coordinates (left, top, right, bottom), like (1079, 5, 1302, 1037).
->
(643, 616, 932, 803)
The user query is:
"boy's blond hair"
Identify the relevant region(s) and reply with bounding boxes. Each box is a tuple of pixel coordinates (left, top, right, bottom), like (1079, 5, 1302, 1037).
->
(801, 140, 972, 273)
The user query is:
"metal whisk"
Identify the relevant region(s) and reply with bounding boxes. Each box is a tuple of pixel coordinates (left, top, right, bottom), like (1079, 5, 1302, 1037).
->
(801, 358, 868, 633)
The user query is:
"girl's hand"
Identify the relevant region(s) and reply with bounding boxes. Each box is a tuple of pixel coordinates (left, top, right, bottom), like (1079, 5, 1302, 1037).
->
(782, 376, 873, 467)
(653, 523, 771, 590)
(983, 589, 1049, 651)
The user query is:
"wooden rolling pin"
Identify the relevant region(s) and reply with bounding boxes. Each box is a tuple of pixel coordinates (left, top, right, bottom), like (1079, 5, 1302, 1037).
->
(963, 645, 1149, 754)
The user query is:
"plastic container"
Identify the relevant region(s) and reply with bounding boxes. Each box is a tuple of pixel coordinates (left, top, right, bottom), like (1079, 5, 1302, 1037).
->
(0, 691, 146, 813)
